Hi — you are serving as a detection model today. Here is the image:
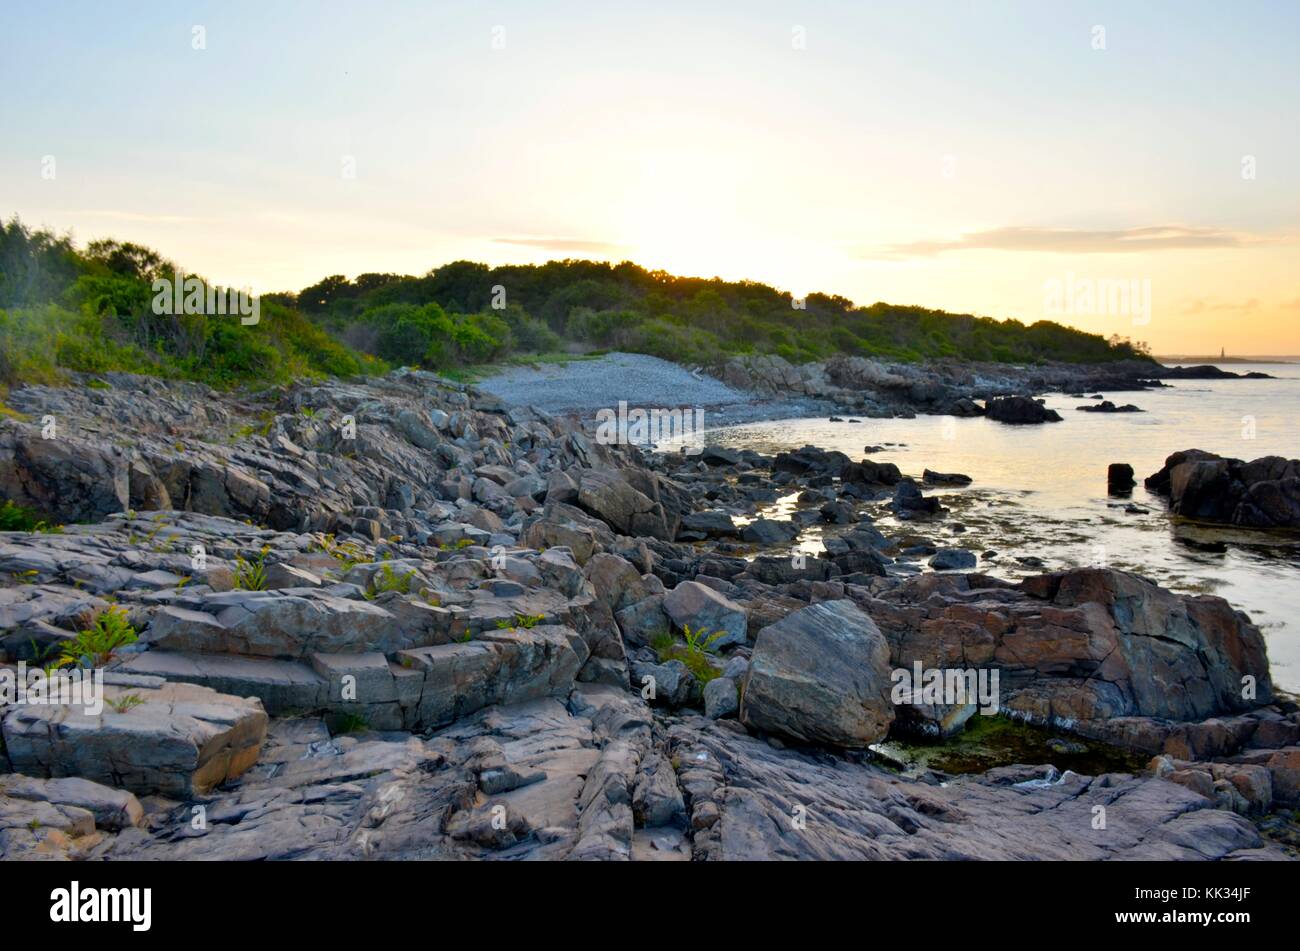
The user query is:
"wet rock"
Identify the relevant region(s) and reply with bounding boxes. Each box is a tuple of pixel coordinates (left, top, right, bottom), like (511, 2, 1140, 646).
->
(922, 469, 972, 487)
(892, 480, 942, 517)
(739, 518, 799, 544)
(1107, 462, 1136, 495)
(699, 446, 740, 467)
(1146, 449, 1300, 528)
(819, 500, 856, 524)
(678, 510, 739, 539)
(984, 396, 1062, 424)
(841, 460, 902, 486)
(1077, 400, 1142, 413)
(929, 548, 976, 571)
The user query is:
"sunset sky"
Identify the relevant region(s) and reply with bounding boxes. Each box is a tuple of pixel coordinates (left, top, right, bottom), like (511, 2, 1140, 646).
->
(2, 0, 1297, 354)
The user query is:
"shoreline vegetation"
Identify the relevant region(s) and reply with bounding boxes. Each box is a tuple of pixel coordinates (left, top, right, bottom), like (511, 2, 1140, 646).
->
(2, 216, 1156, 394)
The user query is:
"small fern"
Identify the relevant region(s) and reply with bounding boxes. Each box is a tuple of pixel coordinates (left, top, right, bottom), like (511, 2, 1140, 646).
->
(366, 563, 418, 599)
(106, 693, 146, 714)
(54, 606, 138, 669)
(234, 546, 270, 590)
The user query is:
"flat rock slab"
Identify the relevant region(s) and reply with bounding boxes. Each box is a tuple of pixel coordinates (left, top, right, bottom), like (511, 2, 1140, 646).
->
(144, 589, 450, 658)
(2, 680, 268, 798)
(0, 773, 144, 831)
(120, 650, 328, 714)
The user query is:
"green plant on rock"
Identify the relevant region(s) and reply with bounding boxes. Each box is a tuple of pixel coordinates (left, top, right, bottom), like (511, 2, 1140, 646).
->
(317, 535, 371, 571)
(496, 613, 544, 631)
(333, 712, 370, 735)
(54, 606, 138, 669)
(233, 546, 270, 590)
(651, 626, 724, 684)
(0, 499, 61, 533)
(367, 563, 418, 599)
(681, 623, 725, 657)
(106, 693, 146, 714)
(26, 638, 60, 665)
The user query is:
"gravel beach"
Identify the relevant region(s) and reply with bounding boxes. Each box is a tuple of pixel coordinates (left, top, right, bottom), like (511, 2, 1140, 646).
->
(476, 351, 836, 426)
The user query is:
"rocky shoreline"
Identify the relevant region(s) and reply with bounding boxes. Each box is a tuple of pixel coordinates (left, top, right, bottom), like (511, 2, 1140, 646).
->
(713, 354, 1265, 419)
(1, 369, 1297, 861)
(478, 351, 1268, 424)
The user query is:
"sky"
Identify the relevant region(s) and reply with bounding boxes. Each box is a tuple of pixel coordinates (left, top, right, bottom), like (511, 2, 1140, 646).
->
(2, 0, 1298, 355)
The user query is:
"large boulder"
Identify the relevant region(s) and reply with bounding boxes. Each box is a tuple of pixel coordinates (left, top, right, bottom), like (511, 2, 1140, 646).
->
(740, 600, 895, 748)
(739, 518, 799, 545)
(577, 469, 674, 540)
(842, 459, 902, 486)
(860, 568, 1273, 732)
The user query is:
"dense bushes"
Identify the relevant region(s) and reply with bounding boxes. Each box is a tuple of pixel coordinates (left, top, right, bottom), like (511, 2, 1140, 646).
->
(302, 258, 1150, 368)
(0, 218, 377, 389)
(0, 215, 1151, 391)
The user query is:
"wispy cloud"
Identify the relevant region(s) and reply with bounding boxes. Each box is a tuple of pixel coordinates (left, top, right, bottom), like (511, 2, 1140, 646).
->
(872, 225, 1262, 259)
(491, 236, 628, 254)
(1180, 297, 1260, 315)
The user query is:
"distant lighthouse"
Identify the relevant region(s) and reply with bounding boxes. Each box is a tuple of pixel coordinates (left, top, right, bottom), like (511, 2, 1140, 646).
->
(1221, 347, 1226, 359)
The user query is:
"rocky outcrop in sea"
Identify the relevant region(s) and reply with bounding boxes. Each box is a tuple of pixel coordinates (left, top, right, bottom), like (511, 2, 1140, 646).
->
(1146, 449, 1300, 528)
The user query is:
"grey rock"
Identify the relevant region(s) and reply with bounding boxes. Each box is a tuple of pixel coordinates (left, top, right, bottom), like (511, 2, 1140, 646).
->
(740, 600, 894, 748)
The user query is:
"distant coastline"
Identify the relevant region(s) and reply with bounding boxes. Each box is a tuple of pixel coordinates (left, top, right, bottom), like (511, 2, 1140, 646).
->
(1157, 355, 1297, 365)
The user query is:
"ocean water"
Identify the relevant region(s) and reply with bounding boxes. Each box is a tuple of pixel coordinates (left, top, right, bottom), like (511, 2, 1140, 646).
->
(678, 364, 1300, 693)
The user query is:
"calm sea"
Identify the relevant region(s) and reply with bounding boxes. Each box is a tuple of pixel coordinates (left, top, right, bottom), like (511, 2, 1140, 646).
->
(683, 364, 1300, 692)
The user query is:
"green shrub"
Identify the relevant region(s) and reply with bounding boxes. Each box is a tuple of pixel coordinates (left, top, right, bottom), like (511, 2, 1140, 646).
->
(0, 499, 60, 533)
